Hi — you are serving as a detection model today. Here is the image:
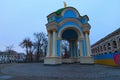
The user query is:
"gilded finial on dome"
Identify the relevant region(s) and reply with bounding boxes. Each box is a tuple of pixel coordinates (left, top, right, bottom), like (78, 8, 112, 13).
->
(63, 1, 67, 8)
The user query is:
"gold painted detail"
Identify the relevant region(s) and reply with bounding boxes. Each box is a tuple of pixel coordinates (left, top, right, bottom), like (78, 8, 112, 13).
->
(47, 30, 51, 33)
(84, 31, 89, 35)
(63, 1, 67, 8)
(94, 59, 117, 66)
(52, 29, 57, 32)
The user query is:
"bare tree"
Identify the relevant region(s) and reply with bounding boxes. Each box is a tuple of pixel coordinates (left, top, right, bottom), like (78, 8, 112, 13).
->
(33, 32, 47, 61)
(6, 45, 14, 54)
(42, 37, 48, 56)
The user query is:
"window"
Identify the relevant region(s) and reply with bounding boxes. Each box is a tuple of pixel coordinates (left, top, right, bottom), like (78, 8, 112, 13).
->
(95, 48, 97, 53)
(48, 18, 53, 22)
(100, 46, 103, 51)
(97, 47, 100, 52)
(112, 40, 117, 48)
(103, 45, 106, 51)
(107, 43, 111, 50)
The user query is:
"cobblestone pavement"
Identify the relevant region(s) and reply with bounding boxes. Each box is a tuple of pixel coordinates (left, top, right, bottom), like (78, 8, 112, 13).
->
(0, 63, 120, 80)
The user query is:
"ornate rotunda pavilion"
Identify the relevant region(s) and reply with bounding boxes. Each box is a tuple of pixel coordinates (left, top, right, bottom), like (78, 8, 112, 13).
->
(44, 6, 94, 65)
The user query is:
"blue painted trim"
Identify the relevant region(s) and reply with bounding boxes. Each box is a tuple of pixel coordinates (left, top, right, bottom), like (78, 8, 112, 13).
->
(82, 40, 87, 56)
(57, 40, 60, 56)
(93, 52, 120, 60)
(64, 10, 77, 18)
(55, 10, 78, 23)
(54, 9, 85, 24)
(81, 18, 87, 24)
(56, 17, 86, 24)
(48, 9, 87, 24)
(94, 54, 114, 60)
(57, 22, 83, 35)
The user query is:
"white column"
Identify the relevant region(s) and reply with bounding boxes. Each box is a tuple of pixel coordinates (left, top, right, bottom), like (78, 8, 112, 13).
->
(46, 31, 51, 57)
(79, 40, 83, 57)
(52, 30, 57, 57)
(84, 31, 91, 56)
(88, 33, 92, 56)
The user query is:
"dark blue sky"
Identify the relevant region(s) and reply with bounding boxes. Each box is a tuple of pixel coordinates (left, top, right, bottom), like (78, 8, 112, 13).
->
(0, 0, 120, 53)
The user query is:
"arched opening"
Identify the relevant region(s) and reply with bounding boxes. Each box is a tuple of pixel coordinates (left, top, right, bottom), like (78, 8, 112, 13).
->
(62, 29, 78, 40)
(61, 28, 79, 63)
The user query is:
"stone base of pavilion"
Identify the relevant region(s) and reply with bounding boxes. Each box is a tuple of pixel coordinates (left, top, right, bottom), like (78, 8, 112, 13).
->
(44, 57, 94, 65)
(62, 58, 79, 64)
(80, 56, 94, 64)
(44, 57, 62, 65)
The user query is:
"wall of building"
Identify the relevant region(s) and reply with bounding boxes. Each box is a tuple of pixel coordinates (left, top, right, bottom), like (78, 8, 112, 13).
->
(91, 28, 120, 66)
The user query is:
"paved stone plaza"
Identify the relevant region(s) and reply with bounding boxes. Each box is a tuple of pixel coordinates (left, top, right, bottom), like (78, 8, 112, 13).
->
(0, 63, 120, 80)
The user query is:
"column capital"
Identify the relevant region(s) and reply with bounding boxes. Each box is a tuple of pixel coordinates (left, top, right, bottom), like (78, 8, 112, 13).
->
(47, 30, 51, 33)
(52, 29, 57, 32)
(83, 31, 89, 35)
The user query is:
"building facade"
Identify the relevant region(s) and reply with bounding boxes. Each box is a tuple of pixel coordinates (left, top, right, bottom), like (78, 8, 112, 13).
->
(17, 53, 26, 62)
(44, 7, 94, 65)
(0, 51, 25, 63)
(91, 28, 120, 66)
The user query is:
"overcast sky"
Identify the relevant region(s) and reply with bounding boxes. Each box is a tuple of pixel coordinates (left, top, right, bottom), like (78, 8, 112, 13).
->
(0, 0, 120, 53)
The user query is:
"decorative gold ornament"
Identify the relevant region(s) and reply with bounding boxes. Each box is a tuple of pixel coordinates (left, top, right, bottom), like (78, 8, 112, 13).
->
(52, 29, 57, 32)
(63, 1, 67, 8)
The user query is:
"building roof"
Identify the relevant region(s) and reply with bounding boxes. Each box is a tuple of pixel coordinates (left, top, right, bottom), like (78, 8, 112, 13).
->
(92, 28, 120, 47)
(0, 51, 18, 55)
(55, 8, 65, 15)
